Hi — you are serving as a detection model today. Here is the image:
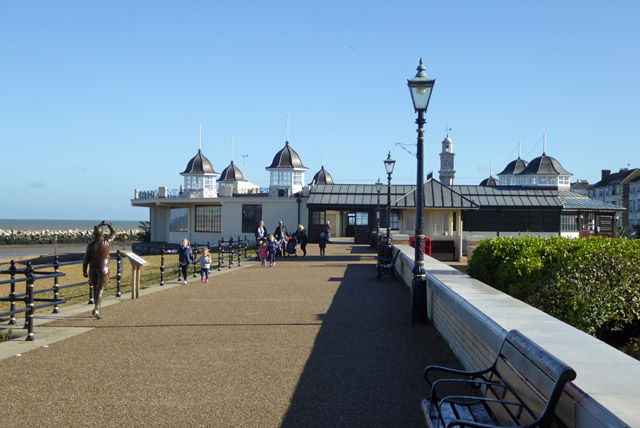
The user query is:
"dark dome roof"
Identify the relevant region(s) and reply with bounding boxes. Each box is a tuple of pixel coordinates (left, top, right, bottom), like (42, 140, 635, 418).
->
(266, 141, 307, 170)
(219, 161, 245, 182)
(497, 157, 528, 176)
(310, 166, 334, 185)
(480, 176, 498, 186)
(520, 153, 571, 176)
(181, 150, 217, 175)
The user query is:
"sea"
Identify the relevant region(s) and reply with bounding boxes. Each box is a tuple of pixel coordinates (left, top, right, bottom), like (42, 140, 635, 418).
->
(0, 219, 143, 232)
(0, 219, 144, 261)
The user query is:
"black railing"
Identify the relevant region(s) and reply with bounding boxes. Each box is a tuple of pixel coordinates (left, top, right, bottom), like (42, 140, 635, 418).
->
(159, 236, 249, 285)
(1, 252, 123, 341)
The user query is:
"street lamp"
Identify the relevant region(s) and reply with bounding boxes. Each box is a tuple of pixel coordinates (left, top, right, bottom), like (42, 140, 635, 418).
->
(384, 152, 396, 246)
(375, 178, 382, 241)
(407, 58, 435, 324)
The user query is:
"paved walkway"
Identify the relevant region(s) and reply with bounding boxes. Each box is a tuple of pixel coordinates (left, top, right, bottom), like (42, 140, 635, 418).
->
(0, 239, 459, 427)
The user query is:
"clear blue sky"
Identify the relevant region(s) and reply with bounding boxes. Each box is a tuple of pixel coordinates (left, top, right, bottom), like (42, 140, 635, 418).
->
(1, 1, 638, 221)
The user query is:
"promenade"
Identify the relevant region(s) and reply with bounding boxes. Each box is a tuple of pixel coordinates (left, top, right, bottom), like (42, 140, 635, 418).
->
(0, 239, 460, 427)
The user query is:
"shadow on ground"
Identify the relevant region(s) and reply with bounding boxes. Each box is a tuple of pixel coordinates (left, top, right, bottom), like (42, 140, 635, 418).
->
(279, 263, 463, 428)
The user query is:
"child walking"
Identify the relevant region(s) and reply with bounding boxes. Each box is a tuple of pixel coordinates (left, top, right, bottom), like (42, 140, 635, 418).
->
(198, 248, 212, 283)
(267, 235, 280, 267)
(258, 241, 269, 267)
(319, 232, 327, 256)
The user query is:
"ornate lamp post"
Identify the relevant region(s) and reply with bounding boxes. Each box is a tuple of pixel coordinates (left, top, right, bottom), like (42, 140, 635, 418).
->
(375, 178, 382, 241)
(384, 152, 396, 246)
(407, 58, 435, 323)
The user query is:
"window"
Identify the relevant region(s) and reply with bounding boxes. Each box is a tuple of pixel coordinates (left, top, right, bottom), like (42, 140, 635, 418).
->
(561, 212, 578, 232)
(356, 212, 368, 226)
(242, 204, 262, 233)
(195, 205, 222, 232)
(205, 176, 215, 189)
(539, 176, 548, 185)
(271, 171, 292, 186)
(170, 208, 189, 232)
(559, 176, 570, 186)
(293, 172, 303, 186)
(390, 213, 399, 230)
(312, 211, 326, 225)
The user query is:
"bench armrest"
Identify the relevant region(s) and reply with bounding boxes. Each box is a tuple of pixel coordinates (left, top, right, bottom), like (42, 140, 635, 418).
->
(424, 365, 493, 387)
(429, 378, 505, 404)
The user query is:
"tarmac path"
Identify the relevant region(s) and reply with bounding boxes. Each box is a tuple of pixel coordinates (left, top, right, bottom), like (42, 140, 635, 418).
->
(0, 239, 461, 427)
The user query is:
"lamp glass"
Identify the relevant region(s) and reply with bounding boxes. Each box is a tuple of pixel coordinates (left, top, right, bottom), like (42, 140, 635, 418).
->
(375, 178, 383, 193)
(384, 153, 396, 175)
(409, 84, 433, 111)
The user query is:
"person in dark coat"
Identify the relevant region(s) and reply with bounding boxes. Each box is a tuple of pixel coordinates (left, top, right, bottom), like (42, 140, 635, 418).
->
(177, 238, 194, 284)
(292, 224, 308, 256)
(274, 220, 289, 257)
(318, 232, 328, 256)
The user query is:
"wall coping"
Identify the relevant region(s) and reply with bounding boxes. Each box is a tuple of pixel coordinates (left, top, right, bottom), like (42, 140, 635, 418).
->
(393, 244, 638, 428)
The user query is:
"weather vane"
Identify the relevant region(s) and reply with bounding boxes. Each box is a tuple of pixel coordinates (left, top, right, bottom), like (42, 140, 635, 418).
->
(445, 125, 452, 137)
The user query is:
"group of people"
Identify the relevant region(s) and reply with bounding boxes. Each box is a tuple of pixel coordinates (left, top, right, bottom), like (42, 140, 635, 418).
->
(176, 238, 212, 284)
(255, 219, 333, 265)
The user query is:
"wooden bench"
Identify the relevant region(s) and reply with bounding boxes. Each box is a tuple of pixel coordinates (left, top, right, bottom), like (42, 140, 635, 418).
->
(376, 246, 400, 281)
(422, 329, 576, 428)
(430, 240, 455, 261)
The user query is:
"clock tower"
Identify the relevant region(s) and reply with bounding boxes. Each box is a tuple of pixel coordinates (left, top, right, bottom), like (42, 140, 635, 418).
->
(439, 136, 455, 185)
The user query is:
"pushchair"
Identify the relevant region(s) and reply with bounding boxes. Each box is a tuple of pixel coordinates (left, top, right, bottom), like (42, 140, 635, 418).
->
(284, 237, 297, 257)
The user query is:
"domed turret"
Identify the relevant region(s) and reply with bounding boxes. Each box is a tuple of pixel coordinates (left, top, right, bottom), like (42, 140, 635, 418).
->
(310, 166, 334, 186)
(180, 149, 219, 197)
(480, 176, 498, 187)
(518, 152, 572, 188)
(266, 140, 309, 197)
(497, 157, 528, 186)
(219, 160, 245, 182)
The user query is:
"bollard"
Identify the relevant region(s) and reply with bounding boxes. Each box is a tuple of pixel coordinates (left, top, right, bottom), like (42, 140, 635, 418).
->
(160, 246, 165, 286)
(116, 250, 122, 297)
(25, 263, 35, 341)
(9, 260, 17, 325)
(52, 256, 60, 313)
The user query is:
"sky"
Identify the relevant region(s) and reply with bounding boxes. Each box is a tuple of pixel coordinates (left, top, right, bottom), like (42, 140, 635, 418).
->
(1, 1, 639, 221)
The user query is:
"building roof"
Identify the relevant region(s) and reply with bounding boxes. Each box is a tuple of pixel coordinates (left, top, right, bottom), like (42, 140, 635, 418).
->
(310, 166, 334, 185)
(393, 179, 479, 209)
(452, 185, 563, 208)
(519, 153, 571, 176)
(480, 176, 498, 187)
(308, 180, 478, 210)
(497, 157, 528, 176)
(266, 141, 308, 170)
(218, 161, 245, 182)
(590, 168, 640, 188)
(558, 190, 625, 211)
(181, 149, 218, 175)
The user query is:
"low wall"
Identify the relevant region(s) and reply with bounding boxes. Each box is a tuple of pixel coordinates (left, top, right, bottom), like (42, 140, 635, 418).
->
(0, 229, 145, 245)
(393, 245, 637, 428)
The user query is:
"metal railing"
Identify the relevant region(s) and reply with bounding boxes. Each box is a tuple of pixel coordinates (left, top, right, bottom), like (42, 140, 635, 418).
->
(1, 252, 124, 341)
(159, 236, 249, 285)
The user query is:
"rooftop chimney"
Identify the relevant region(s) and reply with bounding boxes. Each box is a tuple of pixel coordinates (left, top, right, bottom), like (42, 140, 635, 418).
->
(602, 169, 611, 181)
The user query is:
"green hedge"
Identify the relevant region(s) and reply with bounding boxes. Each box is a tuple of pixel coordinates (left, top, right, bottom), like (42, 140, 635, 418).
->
(468, 236, 640, 339)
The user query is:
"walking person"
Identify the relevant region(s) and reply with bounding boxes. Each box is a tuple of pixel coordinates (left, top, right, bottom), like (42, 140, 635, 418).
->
(319, 232, 328, 256)
(267, 234, 280, 267)
(293, 224, 308, 257)
(274, 220, 289, 257)
(198, 247, 212, 283)
(178, 238, 194, 284)
(255, 220, 268, 246)
(325, 220, 332, 243)
(258, 241, 269, 267)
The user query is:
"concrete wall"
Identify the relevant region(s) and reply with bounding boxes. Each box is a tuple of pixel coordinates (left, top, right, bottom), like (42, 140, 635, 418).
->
(393, 245, 638, 428)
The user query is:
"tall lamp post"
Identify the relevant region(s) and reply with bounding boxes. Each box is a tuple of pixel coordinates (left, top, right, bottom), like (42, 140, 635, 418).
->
(408, 58, 435, 324)
(384, 152, 396, 246)
(375, 178, 382, 241)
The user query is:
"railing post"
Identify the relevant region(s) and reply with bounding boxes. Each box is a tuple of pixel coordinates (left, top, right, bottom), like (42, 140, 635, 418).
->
(244, 235, 248, 258)
(160, 246, 165, 286)
(229, 237, 234, 268)
(192, 243, 198, 278)
(87, 261, 95, 304)
(177, 245, 182, 282)
(9, 260, 17, 325)
(25, 263, 35, 341)
(116, 250, 122, 297)
(218, 238, 223, 271)
(52, 256, 60, 313)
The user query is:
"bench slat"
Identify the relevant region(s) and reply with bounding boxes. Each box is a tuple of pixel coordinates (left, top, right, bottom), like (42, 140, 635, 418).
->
(500, 341, 557, 397)
(494, 357, 547, 416)
(468, 402, 495, 425)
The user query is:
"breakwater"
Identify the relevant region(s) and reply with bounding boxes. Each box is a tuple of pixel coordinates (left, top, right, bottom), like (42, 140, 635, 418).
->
(0, 229, 146, 245)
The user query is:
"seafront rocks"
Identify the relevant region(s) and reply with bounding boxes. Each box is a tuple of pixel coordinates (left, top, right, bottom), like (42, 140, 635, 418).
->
(0, 229, 145, 245)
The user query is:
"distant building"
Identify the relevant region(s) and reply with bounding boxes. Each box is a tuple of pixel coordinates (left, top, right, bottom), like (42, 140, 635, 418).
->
(588, 168, 640, 230)
(498, 151, 572, 189)
(438, 136, 455, 185)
